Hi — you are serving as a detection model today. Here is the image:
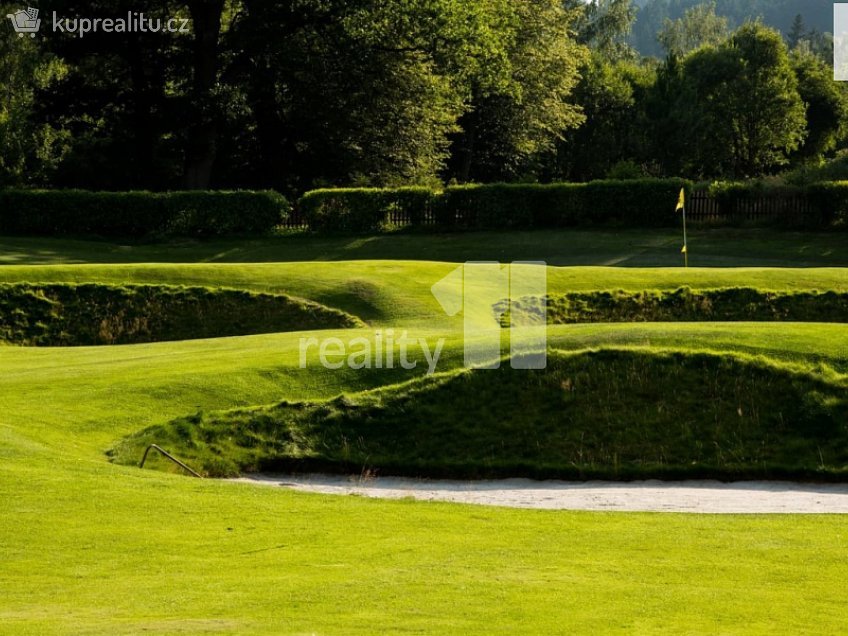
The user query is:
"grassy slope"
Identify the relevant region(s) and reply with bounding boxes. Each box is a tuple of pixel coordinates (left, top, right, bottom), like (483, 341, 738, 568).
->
(2, 231, 848, 633)
(111, 349, 848, 480)
(0, 263, 846, 331)
(0, 283, 363, 345)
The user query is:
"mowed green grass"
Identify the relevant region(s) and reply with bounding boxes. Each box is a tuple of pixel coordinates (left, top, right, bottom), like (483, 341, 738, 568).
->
(1, 227, 847, 267)
(2, 230, 848, 634)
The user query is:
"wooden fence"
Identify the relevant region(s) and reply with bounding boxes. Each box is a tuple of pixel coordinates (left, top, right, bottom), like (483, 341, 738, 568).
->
(686, 190, 819, 226)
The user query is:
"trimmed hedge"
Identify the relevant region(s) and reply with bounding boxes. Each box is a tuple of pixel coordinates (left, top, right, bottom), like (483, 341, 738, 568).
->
(298, 179, 691, 233)
(706, 182, 818, 228)
(807, 181, 848, 228)
(299, 187, 437, 233)
(438, 179, 691, 229)
(0, 189, 289, 237)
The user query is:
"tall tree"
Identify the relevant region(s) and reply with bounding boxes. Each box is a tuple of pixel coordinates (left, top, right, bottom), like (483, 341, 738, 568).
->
(678, 22, 806, 177)
(182, 0, 226, 189)
(644, 53, 688, 176)
(569, 0, 638, 61)
(226, 0, 516, 190)
(657, 2, 729, 56)
(0, 3, 69, 186)
(26, 0, 188, 190)
(790, 48, 848, 162)
(550, 54, 654, 180)
(787, 13, 806, 49)
(447, 0, 587, 182)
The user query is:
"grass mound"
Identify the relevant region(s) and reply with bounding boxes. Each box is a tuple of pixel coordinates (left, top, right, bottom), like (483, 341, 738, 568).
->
(112, 348, 848, 481)
(0, 283, 364, 345)
(500, 287, 848, 326)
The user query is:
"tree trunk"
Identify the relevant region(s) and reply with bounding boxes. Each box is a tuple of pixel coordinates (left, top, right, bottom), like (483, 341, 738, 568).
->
(126, 36, 160, 189)
(183, 0, 225, 190)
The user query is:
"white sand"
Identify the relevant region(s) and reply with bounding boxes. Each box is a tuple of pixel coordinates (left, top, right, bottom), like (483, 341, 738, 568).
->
(232, 474, 848, 514)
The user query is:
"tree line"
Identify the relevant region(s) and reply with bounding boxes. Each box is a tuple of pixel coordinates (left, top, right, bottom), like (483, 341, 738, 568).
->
(1, 0, 846, 194)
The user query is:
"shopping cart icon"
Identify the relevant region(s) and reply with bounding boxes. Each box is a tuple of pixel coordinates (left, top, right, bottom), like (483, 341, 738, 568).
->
(6, 7, 41, 37)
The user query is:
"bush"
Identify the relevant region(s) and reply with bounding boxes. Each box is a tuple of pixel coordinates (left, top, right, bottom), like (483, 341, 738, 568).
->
(300, 187, 437, 233)
(807, 181, 848, 228)
(0, 189, 289, 237)
(298, 180, 691, 233)
(706, 181, 821, 228)
(579, 179, 692, 227)
(160, 191, 289, 236)
(437, 179, 691, 229)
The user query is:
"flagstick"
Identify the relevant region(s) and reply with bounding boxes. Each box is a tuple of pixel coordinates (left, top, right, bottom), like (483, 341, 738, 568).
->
(682, 206, 689, 268)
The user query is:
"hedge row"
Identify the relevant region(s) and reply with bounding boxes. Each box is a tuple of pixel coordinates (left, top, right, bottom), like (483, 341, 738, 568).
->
(0, 189, 289, 237)
(300, 187, 437, 233)
(4, 180, 848, 238)
(706, 181, 848, 228)
(807, 182, 848, 227)
(298, 179, 692, 232)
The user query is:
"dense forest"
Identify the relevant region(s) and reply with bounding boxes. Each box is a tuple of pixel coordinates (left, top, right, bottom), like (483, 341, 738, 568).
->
(1, 0, 846, 194)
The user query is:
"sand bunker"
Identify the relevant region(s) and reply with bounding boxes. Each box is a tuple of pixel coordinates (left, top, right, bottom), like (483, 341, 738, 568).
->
(233, 474, 848, 513)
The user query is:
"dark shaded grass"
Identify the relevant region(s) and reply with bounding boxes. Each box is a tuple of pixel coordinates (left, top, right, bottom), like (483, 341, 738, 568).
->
(0, 283, 364, 345)
(502, 287, 848, 326)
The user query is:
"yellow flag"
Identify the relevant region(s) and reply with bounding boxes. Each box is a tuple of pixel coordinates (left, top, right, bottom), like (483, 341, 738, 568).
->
(681, 245, 687, 254)
(676, 188, 685, 212)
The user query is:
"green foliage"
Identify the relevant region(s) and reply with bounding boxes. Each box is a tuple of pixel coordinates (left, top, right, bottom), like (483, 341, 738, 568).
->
(112, 349, 848, 480)
(679, 23, 806, 178)
(570, 0, 639, 61)
(157, 191, 289, 236)
(790, 49, 848, 162)
(631, 0, 833, 58)
(300, 187, 438, 233)
(806, 181, 848, 227)
(702, 180, 848, 228)
(439, 179, 690, 229)
(0, 5, 70, 186)
(225, 0, 519, 190)
(785, 155, 848, 185)
(606, 160, 647, 179)
(657, 2, 729, 55)
(0, 189, 289, 237)
(551, 54, 654, 181)
(0, 283, 363, 346)
(519, 287, 848, 325)
(787, 13, 806, 49)
(705, 181, 822, 227)
(299, 180, 690, 232)
(446, 0, 588, 182)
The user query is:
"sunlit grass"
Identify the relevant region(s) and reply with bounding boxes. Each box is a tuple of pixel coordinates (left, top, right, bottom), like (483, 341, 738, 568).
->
(2, 234, 848, 633)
